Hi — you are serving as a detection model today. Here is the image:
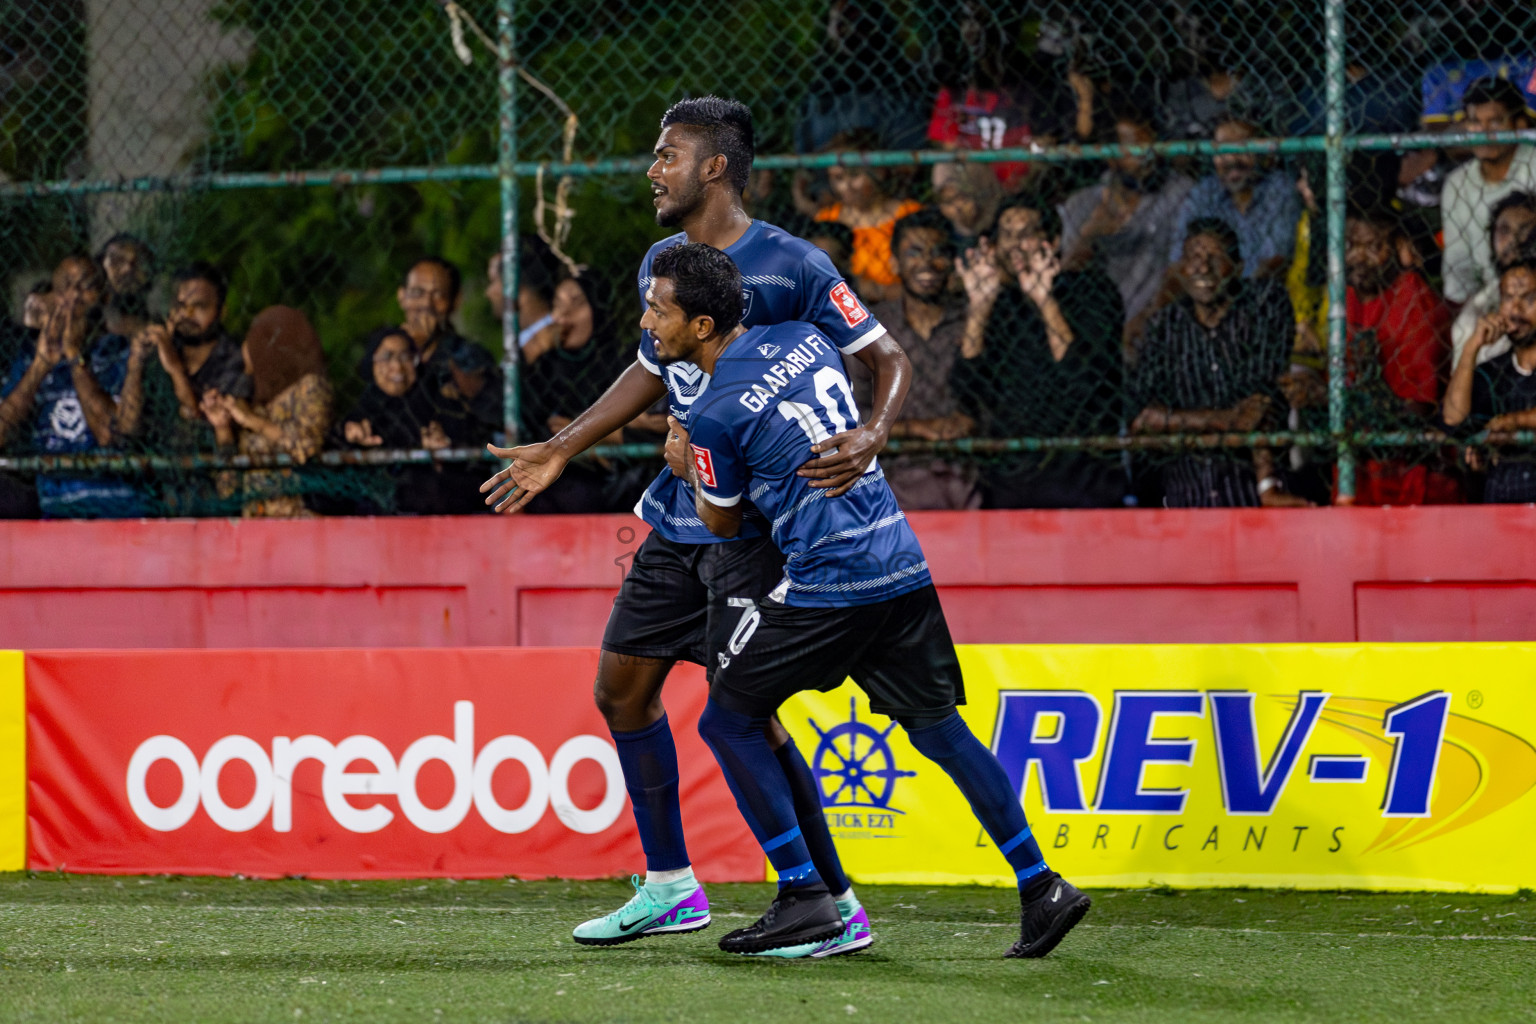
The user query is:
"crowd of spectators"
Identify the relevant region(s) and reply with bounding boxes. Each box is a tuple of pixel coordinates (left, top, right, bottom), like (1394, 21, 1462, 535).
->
(746, 0, 1536, 510)
(7, 3, 1536, 515)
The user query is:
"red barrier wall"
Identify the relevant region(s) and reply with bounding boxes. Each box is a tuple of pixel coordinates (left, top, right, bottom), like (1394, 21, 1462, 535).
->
(26, 648, 757, 880)
(3, 507, 1536, 646)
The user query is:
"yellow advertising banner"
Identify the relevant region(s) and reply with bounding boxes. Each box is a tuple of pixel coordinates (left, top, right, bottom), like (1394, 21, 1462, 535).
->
(778, 644, 1536, 893)
(0, 650, 23, 870)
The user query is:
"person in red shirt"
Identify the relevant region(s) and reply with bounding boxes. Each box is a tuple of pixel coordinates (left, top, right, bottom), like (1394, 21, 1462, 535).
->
(925, 5, 1073, 191)
(1343, 205, 1461, 504)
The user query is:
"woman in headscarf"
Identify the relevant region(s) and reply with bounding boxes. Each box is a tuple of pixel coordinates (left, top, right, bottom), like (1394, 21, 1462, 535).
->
(340, 327, 454, 449)
(932, 161, 1002, 246)
(519, 269, 634, 512)
(204, 305, 332, 517)
(333, 325, 480, 514)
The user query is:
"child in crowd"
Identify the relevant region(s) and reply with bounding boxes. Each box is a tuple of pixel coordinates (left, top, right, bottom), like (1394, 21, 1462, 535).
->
(793, 130, 920, 302)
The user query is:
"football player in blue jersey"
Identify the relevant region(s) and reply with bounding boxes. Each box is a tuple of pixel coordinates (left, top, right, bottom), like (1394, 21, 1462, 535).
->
(480, 97, 911, 955)
(643, 241, 1091, 958)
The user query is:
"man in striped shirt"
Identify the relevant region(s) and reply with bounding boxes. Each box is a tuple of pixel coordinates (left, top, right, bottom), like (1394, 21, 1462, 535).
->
(1130, 218, 1295, 507)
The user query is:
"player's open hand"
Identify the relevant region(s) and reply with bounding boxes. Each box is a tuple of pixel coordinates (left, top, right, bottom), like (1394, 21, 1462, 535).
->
(799, 423, 882, 496)
(480, 440, 569, 514)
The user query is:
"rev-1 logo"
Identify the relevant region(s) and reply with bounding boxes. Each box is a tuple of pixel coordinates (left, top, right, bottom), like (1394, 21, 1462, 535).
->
(991, 690, 1453, 818)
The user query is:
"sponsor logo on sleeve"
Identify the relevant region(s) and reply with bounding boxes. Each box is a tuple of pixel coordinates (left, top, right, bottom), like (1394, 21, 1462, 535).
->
(691, 445, 718, 488)
(829, 282, 869, 328)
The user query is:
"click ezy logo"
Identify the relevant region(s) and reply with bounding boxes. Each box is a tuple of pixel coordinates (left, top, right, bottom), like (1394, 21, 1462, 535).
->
(808, 699, 915, 833)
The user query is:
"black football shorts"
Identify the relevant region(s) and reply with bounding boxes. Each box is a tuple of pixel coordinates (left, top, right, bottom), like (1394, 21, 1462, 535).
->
(601, 530, 787, 682)
(708, 584, 966, 719)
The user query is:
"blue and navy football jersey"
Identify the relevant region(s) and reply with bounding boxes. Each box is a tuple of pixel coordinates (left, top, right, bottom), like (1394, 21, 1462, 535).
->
(634, 220, 886, 544)
(685, 322, 930, 608)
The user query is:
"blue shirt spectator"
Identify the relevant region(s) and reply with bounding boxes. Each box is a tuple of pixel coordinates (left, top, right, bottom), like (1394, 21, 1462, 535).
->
(0, 333, 141, 517)
(1170, 119, 1300, 279)
(0, 256, 143, 518)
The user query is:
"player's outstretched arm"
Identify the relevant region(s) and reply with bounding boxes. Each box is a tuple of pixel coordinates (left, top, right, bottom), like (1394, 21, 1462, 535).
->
(481, 360, 667, 513)
(798, 334, 911, 497)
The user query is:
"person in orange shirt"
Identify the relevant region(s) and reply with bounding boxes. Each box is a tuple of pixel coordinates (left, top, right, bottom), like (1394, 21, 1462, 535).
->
(796, 130, 920, 302)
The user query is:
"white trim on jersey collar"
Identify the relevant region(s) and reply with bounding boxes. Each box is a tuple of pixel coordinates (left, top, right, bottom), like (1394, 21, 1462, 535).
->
(839, 323, 887, 356)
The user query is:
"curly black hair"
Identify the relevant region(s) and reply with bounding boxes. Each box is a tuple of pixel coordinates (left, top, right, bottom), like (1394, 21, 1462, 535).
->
(650, 242, 743, 335)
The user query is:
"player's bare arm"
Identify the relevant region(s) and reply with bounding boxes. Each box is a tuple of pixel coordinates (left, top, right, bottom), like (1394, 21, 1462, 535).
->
(798, 333, 911, 497)
(667, 415, 741, 538)
(481, 360, 666, 513)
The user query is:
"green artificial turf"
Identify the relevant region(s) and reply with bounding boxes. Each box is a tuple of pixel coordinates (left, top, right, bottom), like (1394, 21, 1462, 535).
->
(1, 873, 1532, 1023)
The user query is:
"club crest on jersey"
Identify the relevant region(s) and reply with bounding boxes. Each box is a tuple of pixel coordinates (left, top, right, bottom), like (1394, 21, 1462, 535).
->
(690, 444, 718, 487)
(757, 342, 781, 358)
(742, 288, 755, 321)
(665, 362, 709, 406)
(830, 282, 869, 328)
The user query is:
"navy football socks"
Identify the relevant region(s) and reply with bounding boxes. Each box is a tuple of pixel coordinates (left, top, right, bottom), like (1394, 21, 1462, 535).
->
(775, 736, 853, 896)
(698, 700, 823, 889)
(906, 712, 1049, 889)
(611, 713, 690, 872)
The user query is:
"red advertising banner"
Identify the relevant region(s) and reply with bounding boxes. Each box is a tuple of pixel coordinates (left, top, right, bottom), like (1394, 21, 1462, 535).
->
(26, 649, 760, 880)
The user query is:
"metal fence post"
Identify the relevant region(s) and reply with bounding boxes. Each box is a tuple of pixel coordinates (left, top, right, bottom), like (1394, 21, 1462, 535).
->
(497, 0, 521, 446)
(1324, 0, 1353, 502)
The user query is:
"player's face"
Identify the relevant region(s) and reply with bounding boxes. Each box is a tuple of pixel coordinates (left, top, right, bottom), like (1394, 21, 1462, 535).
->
(169, 278, 223, 343)
(649, 126, 709, 228)
(894, 226, 953, 300)
(640, 277, 703, 365)
(1493, 204, 1536, 266)
(1500, 267, 1536, 348)
(1178, 232, 1237, 306)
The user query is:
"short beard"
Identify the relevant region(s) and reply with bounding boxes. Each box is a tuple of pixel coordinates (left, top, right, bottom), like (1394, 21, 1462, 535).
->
(1512, 330, 1536, 351)
(1346, 268, 1391, 298)
(175, 322, 223, 346)
(902, 282, 946, 305)
(656, 177, 707, 228)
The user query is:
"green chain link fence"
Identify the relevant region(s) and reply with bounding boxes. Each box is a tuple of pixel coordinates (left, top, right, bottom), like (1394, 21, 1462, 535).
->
(2, 0, 1535, 515)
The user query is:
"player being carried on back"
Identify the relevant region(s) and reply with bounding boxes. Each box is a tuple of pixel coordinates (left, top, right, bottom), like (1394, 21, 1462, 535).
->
(480, 97, 913, 956)
(643, 241, 1092, 958)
